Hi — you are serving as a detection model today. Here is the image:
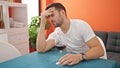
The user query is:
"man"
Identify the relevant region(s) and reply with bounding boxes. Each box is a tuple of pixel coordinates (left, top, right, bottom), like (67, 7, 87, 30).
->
(36, 3, 104, 66)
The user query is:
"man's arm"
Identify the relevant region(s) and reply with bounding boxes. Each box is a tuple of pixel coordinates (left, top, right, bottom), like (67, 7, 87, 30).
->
(58, 36, 104, 66)
(36, 11, 55, 52)
(84, 36, 104, 60)
(36, 24, 55, 52)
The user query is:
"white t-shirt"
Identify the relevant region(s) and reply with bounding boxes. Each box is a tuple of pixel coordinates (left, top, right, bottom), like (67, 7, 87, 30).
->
(47, 19, 95, 53)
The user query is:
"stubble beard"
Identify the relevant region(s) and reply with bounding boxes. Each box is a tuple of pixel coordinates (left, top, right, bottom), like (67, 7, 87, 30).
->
(54, 16, 64, 27)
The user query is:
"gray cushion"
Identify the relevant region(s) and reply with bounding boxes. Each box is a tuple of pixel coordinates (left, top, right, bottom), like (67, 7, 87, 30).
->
(106, 32, 120, 52)
(94, 31, 108, 46)
(107, 52, 120, 65)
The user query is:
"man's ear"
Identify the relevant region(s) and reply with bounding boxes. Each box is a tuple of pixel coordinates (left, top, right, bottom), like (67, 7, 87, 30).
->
(60, 10, 65, 16)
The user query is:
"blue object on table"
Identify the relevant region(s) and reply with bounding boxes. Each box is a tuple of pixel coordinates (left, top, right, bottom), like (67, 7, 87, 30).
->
(0, 50, 119, 68)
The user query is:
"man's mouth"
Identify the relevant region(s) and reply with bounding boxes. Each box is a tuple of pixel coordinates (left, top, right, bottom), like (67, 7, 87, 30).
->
(51, 20, 55, 24)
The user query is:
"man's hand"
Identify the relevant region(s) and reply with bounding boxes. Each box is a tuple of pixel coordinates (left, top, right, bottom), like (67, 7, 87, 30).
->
(41, 9, 54, 25)
(58, 54, 83, 66)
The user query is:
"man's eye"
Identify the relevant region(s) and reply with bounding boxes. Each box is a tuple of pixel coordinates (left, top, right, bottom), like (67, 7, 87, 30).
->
(51, 14, 54, 17)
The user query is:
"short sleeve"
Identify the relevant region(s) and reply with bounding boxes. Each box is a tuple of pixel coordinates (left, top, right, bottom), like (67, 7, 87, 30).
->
(81, 22, 95, 42)
(47, 32, 59, 45)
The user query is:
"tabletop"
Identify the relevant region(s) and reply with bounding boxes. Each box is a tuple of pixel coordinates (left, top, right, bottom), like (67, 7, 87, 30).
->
(0, 50, 119, 68)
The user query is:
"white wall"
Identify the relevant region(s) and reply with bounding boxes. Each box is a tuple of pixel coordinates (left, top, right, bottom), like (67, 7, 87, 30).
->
(0, 33, 8, 42)
(22, 0, 39, 24)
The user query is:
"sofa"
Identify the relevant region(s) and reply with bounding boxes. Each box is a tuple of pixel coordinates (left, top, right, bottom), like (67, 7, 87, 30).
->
(94, 31, 120, 66)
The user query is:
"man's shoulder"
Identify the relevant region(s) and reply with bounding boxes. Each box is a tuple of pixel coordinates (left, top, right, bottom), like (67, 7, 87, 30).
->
(51, 27, 61, 34)
(70, 19, 88, 26)
(54, 27, 61, 32)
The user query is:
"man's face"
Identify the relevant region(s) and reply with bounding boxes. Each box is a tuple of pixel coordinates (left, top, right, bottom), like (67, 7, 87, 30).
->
(47, 7, 64, 27)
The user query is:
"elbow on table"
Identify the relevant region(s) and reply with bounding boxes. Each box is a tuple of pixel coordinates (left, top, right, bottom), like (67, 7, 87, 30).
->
(36, 48, 46, 53)
(99, 48, 105, 57)
(36, 45, 46, 53)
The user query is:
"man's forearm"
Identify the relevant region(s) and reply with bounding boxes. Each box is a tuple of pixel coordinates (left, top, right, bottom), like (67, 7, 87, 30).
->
(84, 46, 104, 60)
(83, 37, 104, 60)
(36, 23, 47, 52)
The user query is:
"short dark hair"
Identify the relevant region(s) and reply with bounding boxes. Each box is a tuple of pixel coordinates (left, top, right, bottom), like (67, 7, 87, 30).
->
(45, 3, 67, 16)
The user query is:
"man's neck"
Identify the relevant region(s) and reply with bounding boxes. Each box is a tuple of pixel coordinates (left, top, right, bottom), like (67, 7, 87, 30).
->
(60, 18, 70, 34)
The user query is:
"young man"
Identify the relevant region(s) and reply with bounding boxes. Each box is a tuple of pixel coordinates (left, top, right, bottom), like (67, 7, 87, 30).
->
(36, 3, 104, 66)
